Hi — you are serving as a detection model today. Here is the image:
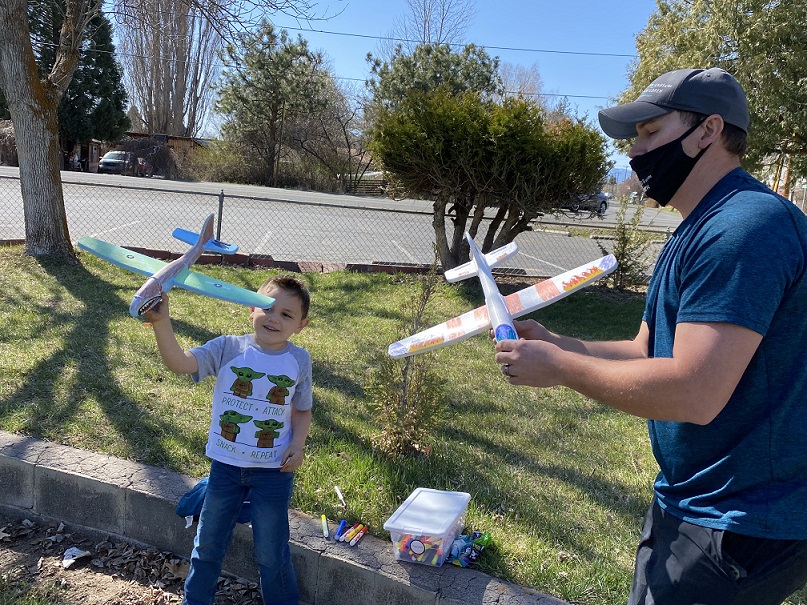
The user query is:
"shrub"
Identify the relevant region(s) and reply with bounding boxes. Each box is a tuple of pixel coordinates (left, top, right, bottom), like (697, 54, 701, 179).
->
(0, 120, 18, 166)
(367, 263, 445, 456)
(600, 196, 653, 289)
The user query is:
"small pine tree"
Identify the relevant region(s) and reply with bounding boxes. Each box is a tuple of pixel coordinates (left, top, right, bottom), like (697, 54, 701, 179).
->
(600, 197, 653, 289)
(368, 263, 445, 457)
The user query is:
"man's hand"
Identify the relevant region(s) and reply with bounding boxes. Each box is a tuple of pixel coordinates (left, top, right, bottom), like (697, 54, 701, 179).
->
(489, 319, 552, 342)
(511, 319, 552, 341)
(494, 338, 565, 387)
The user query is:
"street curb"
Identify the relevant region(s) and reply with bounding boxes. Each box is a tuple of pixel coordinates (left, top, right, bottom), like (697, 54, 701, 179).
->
(0, 430, 568, 605)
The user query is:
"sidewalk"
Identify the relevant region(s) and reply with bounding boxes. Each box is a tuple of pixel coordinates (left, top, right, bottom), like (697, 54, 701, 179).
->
(0, 430, 568, 605)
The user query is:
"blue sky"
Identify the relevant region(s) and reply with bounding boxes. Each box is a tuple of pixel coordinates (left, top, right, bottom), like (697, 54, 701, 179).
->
(271, 0, 660, 170)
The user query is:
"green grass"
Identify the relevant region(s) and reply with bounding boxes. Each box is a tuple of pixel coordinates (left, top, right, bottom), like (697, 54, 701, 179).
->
(1, 246, 804, 605)
(0, 574, 70, 605)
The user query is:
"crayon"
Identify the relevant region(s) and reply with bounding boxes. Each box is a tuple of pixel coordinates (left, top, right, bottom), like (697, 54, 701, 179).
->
(321, 515, 329, 539)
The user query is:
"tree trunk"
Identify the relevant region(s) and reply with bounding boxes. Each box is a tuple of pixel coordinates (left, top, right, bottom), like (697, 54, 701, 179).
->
(0, 0, 78, 259)
(14, 104, 73, 258)
(447, 196, 472, 265)
(432, 198, 457, 270)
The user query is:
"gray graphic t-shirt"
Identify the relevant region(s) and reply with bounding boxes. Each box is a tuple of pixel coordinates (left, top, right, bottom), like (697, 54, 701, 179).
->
(191, 335, 312, 468)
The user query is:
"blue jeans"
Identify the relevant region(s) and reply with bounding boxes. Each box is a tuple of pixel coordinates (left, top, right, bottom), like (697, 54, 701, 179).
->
(183, 460, 299, 605)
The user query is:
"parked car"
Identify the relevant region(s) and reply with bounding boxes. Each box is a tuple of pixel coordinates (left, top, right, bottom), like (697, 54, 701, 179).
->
(561, 192, 610, 215)
(97, 151, 129, 174)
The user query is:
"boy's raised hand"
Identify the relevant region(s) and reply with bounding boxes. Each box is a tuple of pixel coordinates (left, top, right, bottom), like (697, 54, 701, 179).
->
(143, 291, 170, 324)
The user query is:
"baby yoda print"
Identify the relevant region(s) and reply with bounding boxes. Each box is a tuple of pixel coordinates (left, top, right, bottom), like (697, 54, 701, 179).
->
(230, 366, 266, 398)
(254, 419, 285, 448)
(219, 410, 253, 442)
(266, 374, 296, 404)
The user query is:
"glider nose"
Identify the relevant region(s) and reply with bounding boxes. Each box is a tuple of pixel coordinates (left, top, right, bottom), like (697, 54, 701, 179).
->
(130, 294, 163, 318)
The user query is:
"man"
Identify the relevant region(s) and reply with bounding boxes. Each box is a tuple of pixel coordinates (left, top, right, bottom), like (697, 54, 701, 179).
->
(494, 68, 807, 604)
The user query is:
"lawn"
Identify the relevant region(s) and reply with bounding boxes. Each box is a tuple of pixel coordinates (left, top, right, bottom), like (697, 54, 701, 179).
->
(1, 246, 802, 605)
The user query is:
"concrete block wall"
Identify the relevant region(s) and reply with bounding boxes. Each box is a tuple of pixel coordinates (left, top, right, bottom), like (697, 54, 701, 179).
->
(0, 430, 566, 605)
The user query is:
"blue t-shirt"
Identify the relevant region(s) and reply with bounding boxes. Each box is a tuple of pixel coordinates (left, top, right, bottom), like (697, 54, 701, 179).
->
(644, 168, 807, 539)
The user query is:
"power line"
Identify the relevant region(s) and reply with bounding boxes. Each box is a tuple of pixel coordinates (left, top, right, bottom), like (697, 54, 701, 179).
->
(279, 25, 638, 59)
(39, 38, 614, 101)
(324, 74, 609, 99)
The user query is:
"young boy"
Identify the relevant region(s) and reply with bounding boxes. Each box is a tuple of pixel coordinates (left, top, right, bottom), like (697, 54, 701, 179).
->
(145, 275, 312, 605)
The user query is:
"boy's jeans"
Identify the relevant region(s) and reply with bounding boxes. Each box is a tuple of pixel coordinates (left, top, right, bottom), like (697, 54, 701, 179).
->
(183, 460, 300, 605)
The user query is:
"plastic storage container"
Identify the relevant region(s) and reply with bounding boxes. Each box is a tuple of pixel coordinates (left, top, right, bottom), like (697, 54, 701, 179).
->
(383, 487, 471, 566)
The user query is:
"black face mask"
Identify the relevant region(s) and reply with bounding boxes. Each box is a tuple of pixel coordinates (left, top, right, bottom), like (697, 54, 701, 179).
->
(629, 120, 709, 207)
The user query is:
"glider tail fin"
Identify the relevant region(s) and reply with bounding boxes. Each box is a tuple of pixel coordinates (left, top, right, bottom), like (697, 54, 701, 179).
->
(172, 223, 239, 255)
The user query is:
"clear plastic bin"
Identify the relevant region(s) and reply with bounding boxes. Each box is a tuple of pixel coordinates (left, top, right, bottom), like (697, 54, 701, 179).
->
(383, 488, 471, 566)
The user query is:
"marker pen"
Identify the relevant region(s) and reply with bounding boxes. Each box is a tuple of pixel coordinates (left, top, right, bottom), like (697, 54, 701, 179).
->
(343, 523, 364, 543)
(350, 526, 368, 546)
(339, 523, 360, 542)
(334, 485, 347, 507)
(334, 520, 347, 539)
(320, 515, 329, 539)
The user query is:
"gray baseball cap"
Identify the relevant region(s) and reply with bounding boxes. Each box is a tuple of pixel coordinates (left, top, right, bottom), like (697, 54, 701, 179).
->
(598, 68, 749, 139)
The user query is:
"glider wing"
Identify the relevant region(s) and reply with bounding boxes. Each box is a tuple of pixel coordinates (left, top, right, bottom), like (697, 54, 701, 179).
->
(173, 271, 275, 309)
(387, 254, 617, 358)
(78, 236, 274, 311)
(77, 237, 165, 277)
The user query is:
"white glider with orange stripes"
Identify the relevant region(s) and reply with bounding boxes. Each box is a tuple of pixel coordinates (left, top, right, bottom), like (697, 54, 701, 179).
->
(387, 235, 617, 359)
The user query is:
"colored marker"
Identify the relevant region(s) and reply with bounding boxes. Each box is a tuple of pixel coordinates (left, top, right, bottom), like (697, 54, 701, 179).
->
(339, 523, 360, 542)
(334, 485, 347, 507)
(334, 520, 347, 539)
(321, 515, 329, 539)
(343, 523, 364, 543)
(350, 525, 368, 546)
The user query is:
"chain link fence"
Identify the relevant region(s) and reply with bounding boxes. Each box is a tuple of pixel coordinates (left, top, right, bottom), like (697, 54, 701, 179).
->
(0, 174, 664, 279)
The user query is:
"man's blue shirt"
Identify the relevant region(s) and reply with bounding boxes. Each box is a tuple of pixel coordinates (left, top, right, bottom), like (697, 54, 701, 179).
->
(644, 167, 807, 539)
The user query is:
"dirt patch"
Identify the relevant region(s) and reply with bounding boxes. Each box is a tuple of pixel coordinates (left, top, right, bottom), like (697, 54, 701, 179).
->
(0, 512, 262, 604)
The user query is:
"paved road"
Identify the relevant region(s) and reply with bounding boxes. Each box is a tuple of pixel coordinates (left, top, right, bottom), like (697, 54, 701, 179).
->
(0, 167, 679, 276)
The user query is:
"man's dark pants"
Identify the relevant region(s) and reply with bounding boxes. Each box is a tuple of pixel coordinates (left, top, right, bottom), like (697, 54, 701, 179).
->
(629, 498, 807, 605)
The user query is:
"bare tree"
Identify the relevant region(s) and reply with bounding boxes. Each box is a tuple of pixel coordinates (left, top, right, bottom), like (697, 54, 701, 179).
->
(288, 79, 373, 192)
(0, 0, 318, 258)
(498, 61, 543, 101)
(118, 0, 221, 137)
(378, 0, 476, 59)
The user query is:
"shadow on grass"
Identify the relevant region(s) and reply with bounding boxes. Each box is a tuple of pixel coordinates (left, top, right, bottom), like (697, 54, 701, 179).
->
(440, 412, 649, 545)
(308, 271, 414, 324)
(0, 255, 219, 470)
